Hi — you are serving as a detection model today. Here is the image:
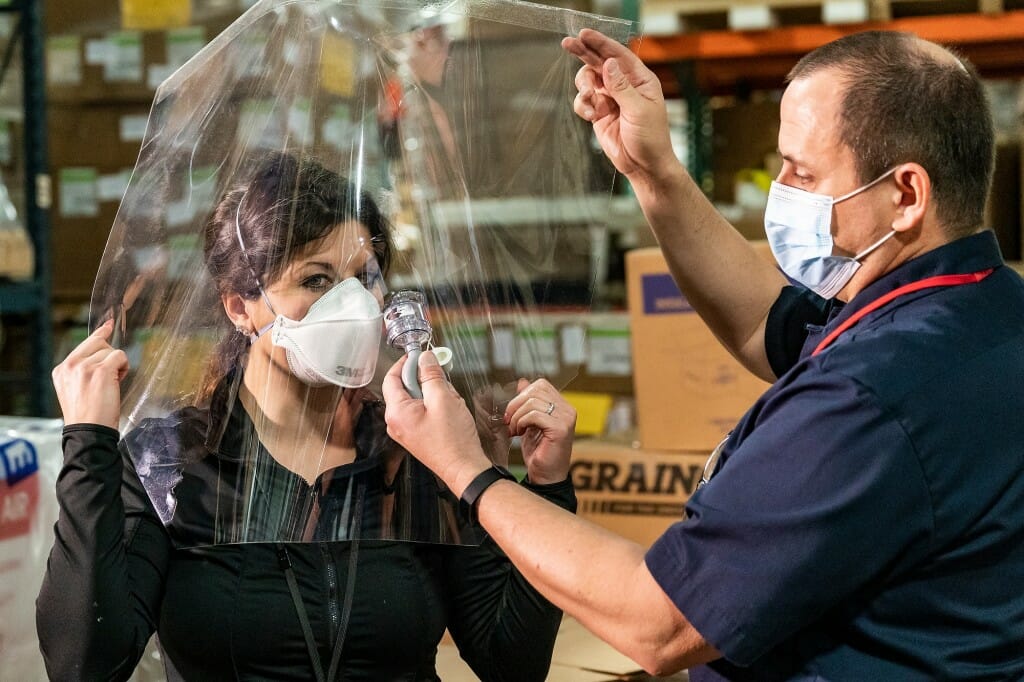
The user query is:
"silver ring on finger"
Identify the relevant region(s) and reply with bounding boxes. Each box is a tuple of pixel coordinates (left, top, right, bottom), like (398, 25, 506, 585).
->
(545, 402, 555, 416)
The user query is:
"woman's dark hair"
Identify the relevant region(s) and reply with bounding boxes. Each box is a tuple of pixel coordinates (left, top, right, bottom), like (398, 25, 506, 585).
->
(788, 31, 994, 239)
(198, 152, 393, 402)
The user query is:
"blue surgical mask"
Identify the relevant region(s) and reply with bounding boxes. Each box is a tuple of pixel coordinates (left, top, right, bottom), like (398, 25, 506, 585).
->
(764, 168, 898, 299)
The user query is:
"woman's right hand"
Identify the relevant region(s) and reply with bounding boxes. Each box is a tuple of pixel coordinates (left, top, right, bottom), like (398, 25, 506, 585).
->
(51, 320, 129, 430)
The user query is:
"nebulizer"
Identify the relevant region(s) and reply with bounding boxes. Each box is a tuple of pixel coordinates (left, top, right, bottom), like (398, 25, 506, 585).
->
(384, 290, 453, 398)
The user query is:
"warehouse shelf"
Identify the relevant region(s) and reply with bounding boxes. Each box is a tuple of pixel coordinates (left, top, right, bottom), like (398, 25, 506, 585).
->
(627, 8, 1024, 227)
(634, 9, 1024, 94)
(0, 0, 53, 416)
(0, 280, 42, 313)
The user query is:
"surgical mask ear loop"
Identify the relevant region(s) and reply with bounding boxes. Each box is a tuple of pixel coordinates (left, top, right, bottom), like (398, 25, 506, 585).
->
(835, 167, 900, 262)
(234, 190, 279, 343)
(833, 167, 898, 205)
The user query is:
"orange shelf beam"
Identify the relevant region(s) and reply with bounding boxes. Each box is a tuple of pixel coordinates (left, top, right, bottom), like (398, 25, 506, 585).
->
(633, 10, 1024, 64)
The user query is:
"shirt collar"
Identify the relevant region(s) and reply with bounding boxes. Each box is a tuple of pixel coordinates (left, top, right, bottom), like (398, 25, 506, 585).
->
(806, 230, 1004, 354)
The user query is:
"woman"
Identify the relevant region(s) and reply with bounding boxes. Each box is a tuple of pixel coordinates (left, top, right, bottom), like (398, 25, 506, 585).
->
(38, 153, 578, 681)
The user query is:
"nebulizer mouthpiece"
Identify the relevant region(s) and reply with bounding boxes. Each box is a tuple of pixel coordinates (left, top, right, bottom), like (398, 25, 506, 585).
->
(384, 290, 451, 398)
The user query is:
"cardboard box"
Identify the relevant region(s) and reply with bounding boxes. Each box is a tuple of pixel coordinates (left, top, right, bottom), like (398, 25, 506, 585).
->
(48, 103, 152, 300)
(570, 439, 708, 547)
(626, 243, 775, 451)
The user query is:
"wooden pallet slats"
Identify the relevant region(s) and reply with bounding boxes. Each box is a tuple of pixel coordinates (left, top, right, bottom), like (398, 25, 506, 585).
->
(641, 0, 1017, 35)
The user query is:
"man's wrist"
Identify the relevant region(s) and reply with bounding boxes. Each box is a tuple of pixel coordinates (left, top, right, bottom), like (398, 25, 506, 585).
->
(448, 459, 493, 499)
(458, 464, 517, 525)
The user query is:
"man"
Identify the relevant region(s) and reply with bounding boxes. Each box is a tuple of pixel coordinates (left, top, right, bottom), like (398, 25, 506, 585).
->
(383, 29, 1024, 679)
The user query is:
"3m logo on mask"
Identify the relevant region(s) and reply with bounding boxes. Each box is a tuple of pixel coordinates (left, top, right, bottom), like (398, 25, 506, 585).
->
(334, 365, 371, 380)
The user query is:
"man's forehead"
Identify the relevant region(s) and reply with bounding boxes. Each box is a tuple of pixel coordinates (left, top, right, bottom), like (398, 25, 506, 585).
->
(779, 73, 845, 157)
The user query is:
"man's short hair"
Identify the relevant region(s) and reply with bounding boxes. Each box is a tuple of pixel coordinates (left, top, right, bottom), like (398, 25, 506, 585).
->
(788, 31, 994, 239)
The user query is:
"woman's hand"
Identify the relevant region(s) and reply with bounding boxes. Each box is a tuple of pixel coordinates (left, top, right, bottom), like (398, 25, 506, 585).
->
(51, 320, 129, 430)
(504, 378, 576, 485)
(561, 29, 676, 184)
(382, 351, 492, 498)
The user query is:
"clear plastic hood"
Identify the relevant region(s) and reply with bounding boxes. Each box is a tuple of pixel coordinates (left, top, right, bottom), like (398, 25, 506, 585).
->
(91, 0, 635, 546)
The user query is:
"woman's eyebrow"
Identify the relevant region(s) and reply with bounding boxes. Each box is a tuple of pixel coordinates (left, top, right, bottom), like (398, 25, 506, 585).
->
(299, 260, 338, 271)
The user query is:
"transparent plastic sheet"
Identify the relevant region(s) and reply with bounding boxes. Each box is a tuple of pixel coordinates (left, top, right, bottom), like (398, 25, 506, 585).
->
(91, 0, 636, 547)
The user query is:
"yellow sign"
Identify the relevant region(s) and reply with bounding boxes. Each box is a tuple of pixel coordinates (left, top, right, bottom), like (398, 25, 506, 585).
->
(320, 33, 356, 97)
(121, 0, 191, 30)
(562, 391, 615, 436)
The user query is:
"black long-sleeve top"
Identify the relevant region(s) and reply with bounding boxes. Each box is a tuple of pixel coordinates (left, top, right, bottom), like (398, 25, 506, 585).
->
(36, 423, 575, 681)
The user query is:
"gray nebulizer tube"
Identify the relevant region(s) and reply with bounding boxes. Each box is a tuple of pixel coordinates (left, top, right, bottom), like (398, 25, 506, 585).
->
(403, 348, 423, 399)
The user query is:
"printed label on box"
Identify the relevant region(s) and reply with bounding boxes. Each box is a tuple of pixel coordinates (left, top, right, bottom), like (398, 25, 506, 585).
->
(148, 63, 176, 90)
(444, 324, 490, 375)
(166, 26, 206, 68)
(560, 324, 587, 365)
(98, 170, 132, 202)
(587, 328, 631, 376)
(238, 99, 284, 150)
(287, 98, 314, 146)
(491, 327, 515, 370)
(59, 168, 99, 217)
(105, 32, 143, 83)
(46, 36, 82, 86)
(120, 114, 149, 142)
(641, 273, 694, 315)
(516, 327, 558, 375)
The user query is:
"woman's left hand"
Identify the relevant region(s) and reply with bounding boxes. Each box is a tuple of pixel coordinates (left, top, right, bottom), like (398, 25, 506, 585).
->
(504, 379, 576, 485)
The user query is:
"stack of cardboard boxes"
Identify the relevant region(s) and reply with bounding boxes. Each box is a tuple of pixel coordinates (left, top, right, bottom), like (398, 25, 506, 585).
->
(571, 242, 775, 547)
(45, 0, 237, 302)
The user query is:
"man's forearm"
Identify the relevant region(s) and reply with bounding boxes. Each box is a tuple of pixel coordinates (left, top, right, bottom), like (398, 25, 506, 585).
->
(475, 479, 718, 675)
(629, 164, 787, 382)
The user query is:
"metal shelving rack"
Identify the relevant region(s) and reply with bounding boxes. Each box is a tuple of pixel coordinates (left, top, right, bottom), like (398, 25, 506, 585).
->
(0, 0, 53, 416)
(632, 9, 1024, 204)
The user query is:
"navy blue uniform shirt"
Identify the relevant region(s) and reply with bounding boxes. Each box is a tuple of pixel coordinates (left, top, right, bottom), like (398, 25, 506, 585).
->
(645, 231, 1024, 680)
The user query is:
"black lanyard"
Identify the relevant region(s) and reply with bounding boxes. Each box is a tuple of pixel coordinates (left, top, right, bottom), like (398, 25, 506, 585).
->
(276, 485, 365, 682)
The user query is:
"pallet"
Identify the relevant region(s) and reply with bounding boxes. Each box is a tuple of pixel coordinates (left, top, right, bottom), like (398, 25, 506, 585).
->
(641, 0, 1022, 36)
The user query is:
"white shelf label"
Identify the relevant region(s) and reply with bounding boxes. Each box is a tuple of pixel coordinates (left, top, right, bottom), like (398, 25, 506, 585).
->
(59, 168, 99, 218)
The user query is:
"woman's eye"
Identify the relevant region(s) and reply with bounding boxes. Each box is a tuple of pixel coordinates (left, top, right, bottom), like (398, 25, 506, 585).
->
(358, 263, 382, 289)
(302, 274, 333, 291)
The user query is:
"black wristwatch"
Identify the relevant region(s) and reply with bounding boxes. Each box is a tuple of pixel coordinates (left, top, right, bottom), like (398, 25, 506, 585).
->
(459, 464, 517, 525)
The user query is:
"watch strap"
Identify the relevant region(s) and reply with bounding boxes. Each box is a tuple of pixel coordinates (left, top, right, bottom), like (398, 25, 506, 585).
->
(459, 465, 516, 524)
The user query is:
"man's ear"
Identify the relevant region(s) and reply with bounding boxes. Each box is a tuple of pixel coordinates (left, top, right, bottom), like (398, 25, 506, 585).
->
(222, 293, 253, 334)
(891, 162, 930, 233)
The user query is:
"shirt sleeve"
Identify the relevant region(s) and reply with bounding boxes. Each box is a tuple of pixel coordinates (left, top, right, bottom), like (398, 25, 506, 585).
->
(644, 371, 934, 666)
(765, 286, 830, 378)
(442, 477, 576, 682)
(36, 425, 171, 681)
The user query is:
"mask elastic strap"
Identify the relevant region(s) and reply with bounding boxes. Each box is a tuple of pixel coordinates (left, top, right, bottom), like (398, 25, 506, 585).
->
(249, 320, 274, 344)
(853, 228, 898, 262)
(834, 167, 898, 204)
(234, 190, 279, 336)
